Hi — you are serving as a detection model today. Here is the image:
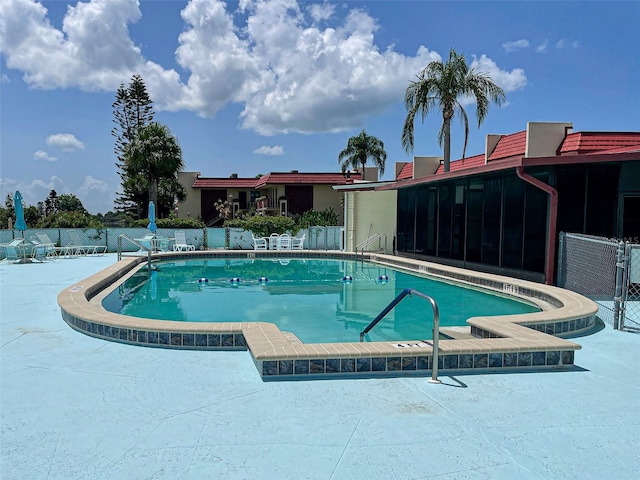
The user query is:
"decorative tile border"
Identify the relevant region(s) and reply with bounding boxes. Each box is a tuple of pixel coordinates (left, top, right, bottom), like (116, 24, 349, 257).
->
(255, 349, 576, 379)
(62, 309, 247, 350)
(58, 251, 598, 381)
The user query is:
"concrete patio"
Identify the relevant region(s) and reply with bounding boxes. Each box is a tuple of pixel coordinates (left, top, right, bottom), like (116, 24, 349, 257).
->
(1, 254, 638, 479)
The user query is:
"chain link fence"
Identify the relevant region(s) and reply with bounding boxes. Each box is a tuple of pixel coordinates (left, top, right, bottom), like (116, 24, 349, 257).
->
(1, 226, 344, 257)
(623, 244, 640, 331)
(558, 232, 638, 332)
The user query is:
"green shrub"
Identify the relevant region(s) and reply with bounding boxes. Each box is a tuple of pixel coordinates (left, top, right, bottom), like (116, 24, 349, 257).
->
(130, 217, 206, 229)
(295, 207, 338, 229)
(38, 211, 104, 229)
(226, 214, 297, 237)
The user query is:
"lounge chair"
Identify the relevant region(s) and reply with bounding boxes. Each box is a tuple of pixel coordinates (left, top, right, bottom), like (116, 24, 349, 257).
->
(1, 239, 25, 262)
(277, 233, 292, 250)
(31, 244, 51, 262)
(34, 233, 63, 258)
(67, 230, 107, 255)
(136, 234, 156, 251)
(173, 231, 195, 251)
(291, 233, 305, 250)
(252, 234, 267, 250)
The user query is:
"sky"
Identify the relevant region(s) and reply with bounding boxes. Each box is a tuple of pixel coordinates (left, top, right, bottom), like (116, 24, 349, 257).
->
(1, 0, 638, 214)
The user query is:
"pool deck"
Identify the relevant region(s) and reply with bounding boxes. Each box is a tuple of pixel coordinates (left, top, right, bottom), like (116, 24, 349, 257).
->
(1, 254, 639, 479)
(58, 251, 599, 380)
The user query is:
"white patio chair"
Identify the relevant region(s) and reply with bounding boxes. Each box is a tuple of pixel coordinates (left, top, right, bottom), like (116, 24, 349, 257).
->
(173, 231, 195, 251)
(291, 233, 305, 250)
(268, 233, 280, 250)
(277, 233, 292, 250)
(252, 234, 267, 250)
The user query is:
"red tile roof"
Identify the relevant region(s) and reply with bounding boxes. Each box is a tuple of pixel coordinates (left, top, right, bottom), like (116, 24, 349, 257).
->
(435, 153, 485, 175)
(381, 127, 640, 191)
(396, 162, 413, 180)
(488, 130, 527, 161)
(560, 132, 640, 155)
(590, 144, 640, 154)
(192, 172, 361, 189)
(255, 172, 360, 188)
(193, 178, 257, 188)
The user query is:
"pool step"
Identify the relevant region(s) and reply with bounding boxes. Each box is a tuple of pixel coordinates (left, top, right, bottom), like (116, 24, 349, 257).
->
(439, 326, 477, 340)
(282, 331, 303, 344)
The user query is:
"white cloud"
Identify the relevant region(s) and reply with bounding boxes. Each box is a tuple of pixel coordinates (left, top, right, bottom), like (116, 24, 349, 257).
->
(502, 39, 529, 53)
(1, 0, 528, 136)
(0, 175, 65, 207)
(556, 39, 580, 49)
(0, 0, 142, 91)
(76, 175, 114, 213)
(536, 40, 548, 53)
(34, 150, 57, 161)
(46, 133, 85, 151)
(307, 2, 335, 22)
(253, 145, 284, 156)
(471, 55, 527, 92)
(0, 175, 115, 214)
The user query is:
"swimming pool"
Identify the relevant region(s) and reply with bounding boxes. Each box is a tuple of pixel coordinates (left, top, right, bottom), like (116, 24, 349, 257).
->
(59, 251, 598, 380)
(102, 258, 540, 343)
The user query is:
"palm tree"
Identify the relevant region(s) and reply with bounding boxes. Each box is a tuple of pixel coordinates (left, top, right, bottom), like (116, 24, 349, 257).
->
(123, 122, 185, 213)
(402, 48, 506, 172)
(338, 130, 387, 180)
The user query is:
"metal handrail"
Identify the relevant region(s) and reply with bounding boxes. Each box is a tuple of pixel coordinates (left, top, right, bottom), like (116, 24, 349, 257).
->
(360, 288, 441, 384)
(356, 233, 387, 260)
(117, 233, 152, 272)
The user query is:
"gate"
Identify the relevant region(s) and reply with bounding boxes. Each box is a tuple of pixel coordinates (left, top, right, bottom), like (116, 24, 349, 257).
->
(621, 243, 640, 331)
(558, 232, 638, 332)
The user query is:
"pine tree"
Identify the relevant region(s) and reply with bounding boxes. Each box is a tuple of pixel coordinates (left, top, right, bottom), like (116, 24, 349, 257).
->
(44, 189, 59, 217)
(112, 74, 155, 217)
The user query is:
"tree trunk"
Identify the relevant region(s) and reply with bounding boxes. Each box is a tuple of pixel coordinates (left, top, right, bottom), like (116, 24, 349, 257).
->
(443, 119, 451, 173)
(149, 180, 158, 211)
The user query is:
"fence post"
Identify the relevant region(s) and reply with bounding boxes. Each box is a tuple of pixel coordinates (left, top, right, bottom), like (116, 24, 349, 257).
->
(557, 232, 565, 286)
(620, 242, 637, 330)
(613, 241, 626, 330)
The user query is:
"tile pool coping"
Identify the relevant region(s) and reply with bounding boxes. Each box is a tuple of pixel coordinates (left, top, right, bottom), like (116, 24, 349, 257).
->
(57, 251, 598, 380)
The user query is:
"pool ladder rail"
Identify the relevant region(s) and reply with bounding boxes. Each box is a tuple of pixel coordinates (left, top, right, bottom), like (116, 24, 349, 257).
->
(356, 233, 387, 261)
(117, 234, 152, 272)
(360, 288, 441, 384)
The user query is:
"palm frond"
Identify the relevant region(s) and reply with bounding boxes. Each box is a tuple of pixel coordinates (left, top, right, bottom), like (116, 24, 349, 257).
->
(402, 47, 506, 162)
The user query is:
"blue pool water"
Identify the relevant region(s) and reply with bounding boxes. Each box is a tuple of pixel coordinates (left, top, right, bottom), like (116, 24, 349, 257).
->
(103, 258, 539, 343)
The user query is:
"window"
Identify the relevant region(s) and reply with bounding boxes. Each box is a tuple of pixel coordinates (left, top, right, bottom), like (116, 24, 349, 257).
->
(451, 184, 466, 260)
(482, 176, 502, 265)
(466, 182, 484, 263)
(502, 173, 525, 269)
(415, 188, 429, 253)
(397, 189, 416, 252)
(437, 185, 453, 258)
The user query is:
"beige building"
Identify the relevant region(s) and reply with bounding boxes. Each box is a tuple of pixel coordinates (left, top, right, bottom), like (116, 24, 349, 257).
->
(177, 170, 374, 226)
(334, 182, 397, 254)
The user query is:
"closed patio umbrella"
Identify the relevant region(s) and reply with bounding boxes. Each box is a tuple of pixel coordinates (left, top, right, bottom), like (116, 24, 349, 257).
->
(13, 191, 27, 237)
(147, 201, 157, 234)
